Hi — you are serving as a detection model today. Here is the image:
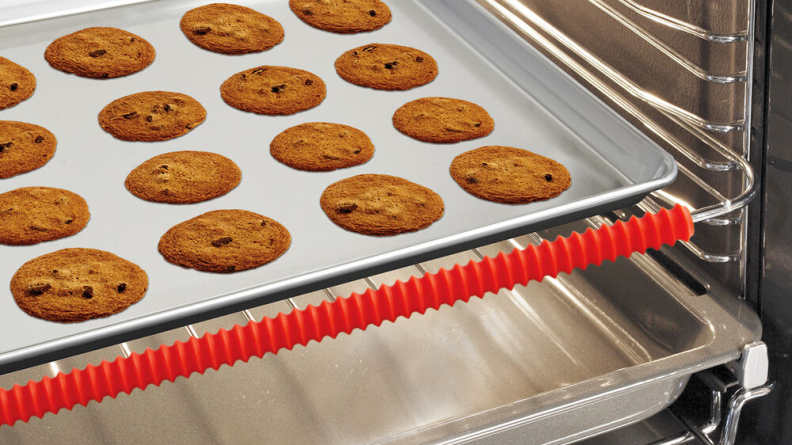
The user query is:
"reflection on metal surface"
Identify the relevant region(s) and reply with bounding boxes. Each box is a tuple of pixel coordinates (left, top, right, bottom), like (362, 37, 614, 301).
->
(615, 0, 748, 43)
(589, 0, 746, 83)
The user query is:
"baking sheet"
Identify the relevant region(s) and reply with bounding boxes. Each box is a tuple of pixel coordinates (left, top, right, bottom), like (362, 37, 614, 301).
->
(0, 0, 676, 372)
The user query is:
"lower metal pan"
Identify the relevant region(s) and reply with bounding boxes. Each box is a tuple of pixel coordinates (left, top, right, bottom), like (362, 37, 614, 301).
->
(0, 216, 760, 444)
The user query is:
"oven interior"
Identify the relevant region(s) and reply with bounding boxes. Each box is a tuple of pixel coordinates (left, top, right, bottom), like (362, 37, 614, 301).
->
(0, 0, 774, 444)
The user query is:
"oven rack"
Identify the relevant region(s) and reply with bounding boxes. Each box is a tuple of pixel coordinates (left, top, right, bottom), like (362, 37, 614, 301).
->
(479, 0, 756, 265)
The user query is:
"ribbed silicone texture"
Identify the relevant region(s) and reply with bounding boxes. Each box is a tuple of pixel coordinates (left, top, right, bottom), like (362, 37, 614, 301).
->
(0, 205, 693, 427)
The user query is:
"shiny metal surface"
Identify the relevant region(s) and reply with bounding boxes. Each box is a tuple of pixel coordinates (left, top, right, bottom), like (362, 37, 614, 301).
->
(0, 0, 678, 373)
(0, 215, 761, 444)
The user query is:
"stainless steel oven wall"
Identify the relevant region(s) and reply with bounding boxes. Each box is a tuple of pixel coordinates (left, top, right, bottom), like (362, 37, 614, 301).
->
(498, 0, 753, 294)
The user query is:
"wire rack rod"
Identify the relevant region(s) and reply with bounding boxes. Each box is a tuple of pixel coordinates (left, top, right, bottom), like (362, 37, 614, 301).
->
(616, 0, 748, 43)
(483, 0, 744, 134)
(589, 0, 746, 84)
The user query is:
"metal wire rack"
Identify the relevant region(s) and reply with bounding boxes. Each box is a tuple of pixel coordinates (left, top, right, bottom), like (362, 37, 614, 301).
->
(477, 0, 757, 265)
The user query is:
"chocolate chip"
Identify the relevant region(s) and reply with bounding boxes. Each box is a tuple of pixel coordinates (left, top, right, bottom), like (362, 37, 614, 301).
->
(251, 68, 265, 75)
(474, 122, 481, 127)
(52, 270, 58, 274)
(363, 46, 376, 53)
(271, 84, 286, 93)
(122, 111, 138, 119)
(34, 136, 44, 143)
(159, 164, 169, 170)
(64, 219, 73, 224)
(304, 79, 314, 86)
(82, 286, 94, 299)
(303, 8, 313, 15)
(28, 283, 51, 296)
(9, 83, 18, 91)
(100, 73, 110, 78)
(163, 104, 172, 112)
(353, 149, 361, 154)
(261, 220, 268, 226)
(337, 203, 358, 214)
(545, 174, 553, 182)
(161, 189, 170, 195)
(194, 26, 211, 35)
(130, 37, 136, 42)
(241, 73, 247, 79)
(482, 162, 488, 166)
(369, 10, 376, 16)
(117, 283, 127, 293)
(0, 142, 12, 152)
(211, 236, 233, 247)
(384, 61, 398, 70)
(416, 56, 424, 63)
(89, 49, 107, 57)
(227, 266, 236, 272)
(146, 115, 153, 122)
(466, 175, 479, 184)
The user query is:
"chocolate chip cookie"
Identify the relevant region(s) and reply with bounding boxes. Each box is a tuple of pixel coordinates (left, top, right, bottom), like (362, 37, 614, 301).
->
(180, 3, 284, 54)
(11, 248, 148, 323)
(45, 27, 155, 79)
(335, 44, 437, 91)
(158, 209, 291, 273)
(0, 120, 56, 178)
(393, 97, 494, 143)
(270, 122, 374, 171)
(99, 91, 206, 141)
(0, 57, 36, 110)
(320, 174, 444, 236)
(221, 66, 326, 115)
(289, 0, 391, 34)
(450, 146, 572, 204)
(0, 187, 90, 245)
(125, 151, 241, 203)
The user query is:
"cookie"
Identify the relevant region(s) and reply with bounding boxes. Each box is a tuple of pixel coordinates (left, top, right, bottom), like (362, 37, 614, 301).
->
(0, 57, 36, 110)
(270, 122, 374, 171)
(180, 3, 284, 55)
(393, 97, 494, 143)
(125, 151, 241, 203)
(0, 120, 56, 178)
(44, 27, 155, 79)
(11, 248, 148, 323)
(158, 209, 291, 273)
(334, 44, 438, 91)
(0, 187, 90, 245)
(221, 66, 326, 115)
(99, 91, 206, 142)
(289, 0, 391, 34)
(320, 174, 444, 236)
(450, 146, 571, 204)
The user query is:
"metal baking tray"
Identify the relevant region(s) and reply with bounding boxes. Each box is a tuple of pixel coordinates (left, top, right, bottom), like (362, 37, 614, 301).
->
(0, 0, 676, 373)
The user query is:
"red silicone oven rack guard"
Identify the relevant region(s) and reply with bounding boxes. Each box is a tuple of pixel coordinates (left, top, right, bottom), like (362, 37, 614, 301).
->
(0, 205, 693, 427)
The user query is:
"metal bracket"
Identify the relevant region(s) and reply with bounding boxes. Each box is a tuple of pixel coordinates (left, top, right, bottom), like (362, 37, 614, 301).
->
(649, 343, 772, 445)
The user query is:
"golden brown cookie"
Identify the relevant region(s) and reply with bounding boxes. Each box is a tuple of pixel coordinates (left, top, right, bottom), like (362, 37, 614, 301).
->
(0, 121, 56, 179)
(320, 174, 444, 236)
(289, 0, 391, 34)
(99, 91, 206, 142)
(125, 151, 241, 203)
(334, 44, 438, 91)
(0, 57, 36, 110)
(270, 122, 374, 171)
(158, 209, 291, 273)
(44, 27, 155, 79)
(180, 3, 284, 55)
(11, 248, 148, 323)
(221, 66, 326, 115)
(393, 97, 494, 143)
(0, 187, 90, 246)
(450, 146, 571, 204)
